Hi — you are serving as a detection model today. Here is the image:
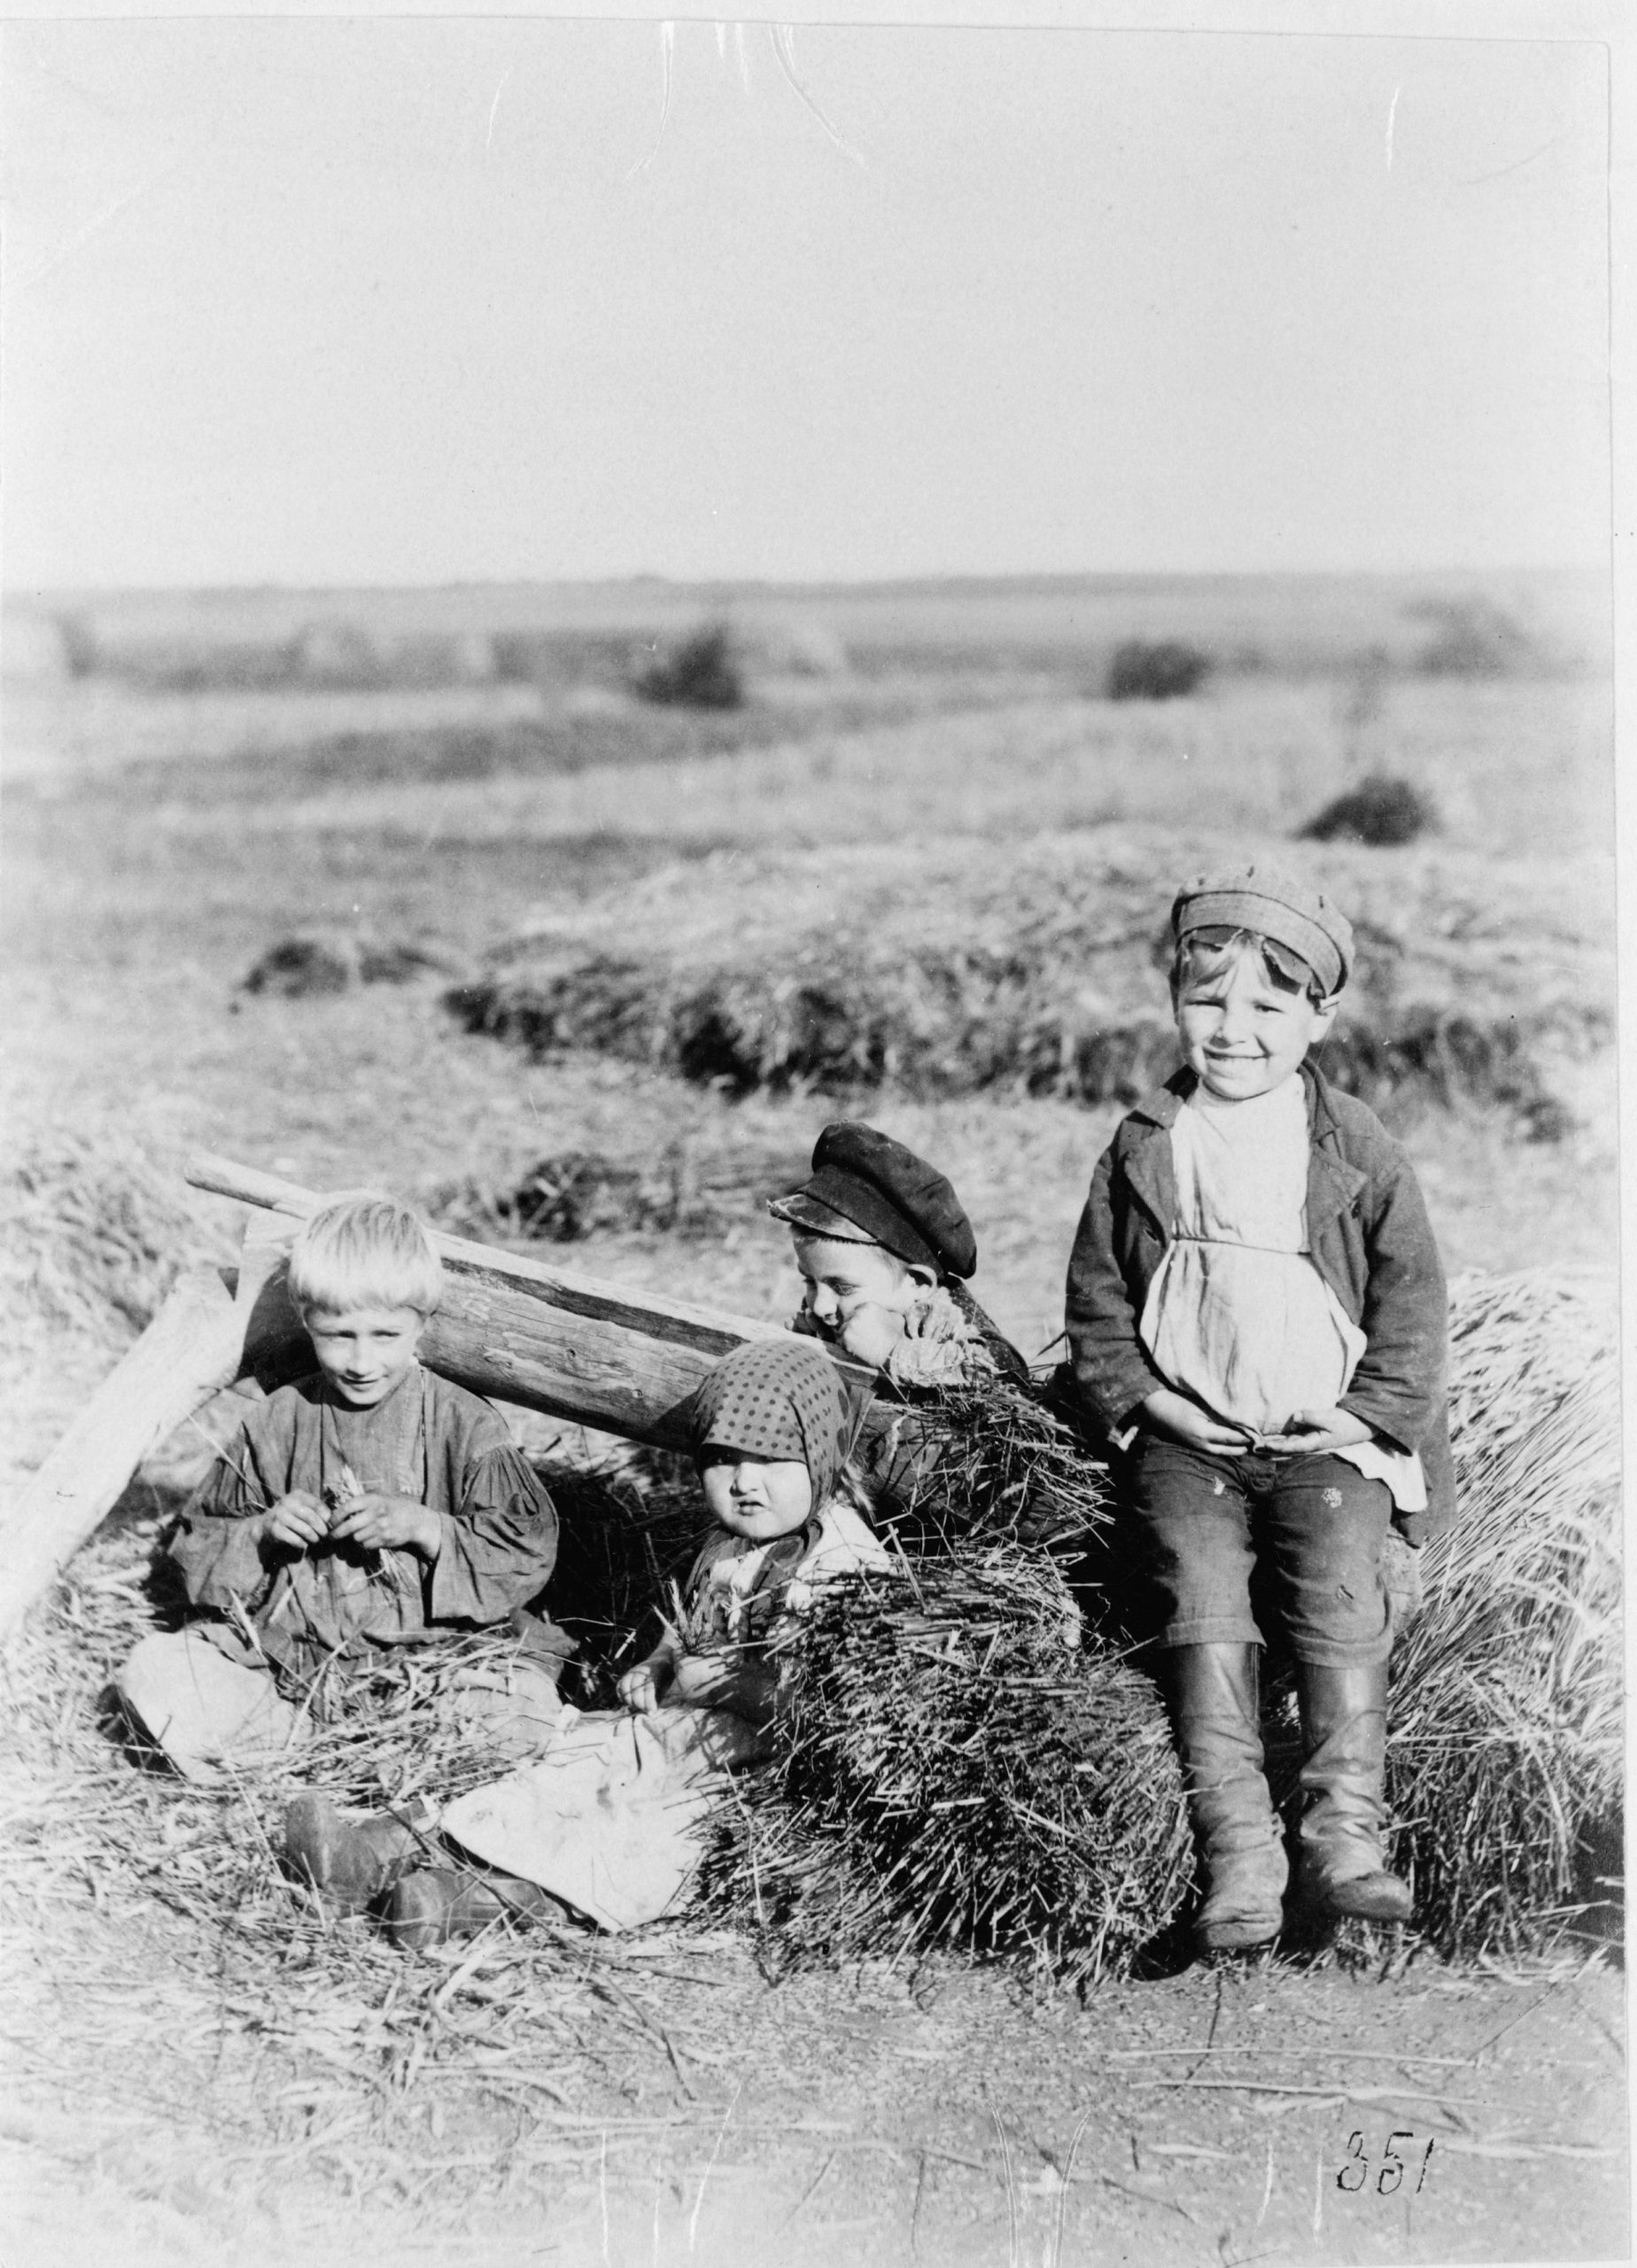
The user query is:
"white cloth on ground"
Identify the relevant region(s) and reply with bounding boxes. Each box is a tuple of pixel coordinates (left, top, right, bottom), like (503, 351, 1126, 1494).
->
(116, 1627, 306, 1784)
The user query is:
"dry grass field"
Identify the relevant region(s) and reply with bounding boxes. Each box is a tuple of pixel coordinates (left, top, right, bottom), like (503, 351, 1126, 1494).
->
(0, 569, 1623, 2266)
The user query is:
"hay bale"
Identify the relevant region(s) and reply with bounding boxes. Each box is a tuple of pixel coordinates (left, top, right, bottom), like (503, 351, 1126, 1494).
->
(448, 836, 1607, 1137)
(1381, 1272, 1622, 1956)
(732, 1547, 1191, 1983)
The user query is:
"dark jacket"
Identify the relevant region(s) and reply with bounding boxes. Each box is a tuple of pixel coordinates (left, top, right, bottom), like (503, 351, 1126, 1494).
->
(1063, 1063, 1454, 1542)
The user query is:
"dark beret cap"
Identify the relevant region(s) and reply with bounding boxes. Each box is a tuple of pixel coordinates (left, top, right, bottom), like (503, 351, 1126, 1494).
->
(767, 1121, 978, 1281)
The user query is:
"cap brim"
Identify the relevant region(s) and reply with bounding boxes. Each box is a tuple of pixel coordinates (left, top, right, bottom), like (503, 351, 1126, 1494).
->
(766, 1191, 879, 1243)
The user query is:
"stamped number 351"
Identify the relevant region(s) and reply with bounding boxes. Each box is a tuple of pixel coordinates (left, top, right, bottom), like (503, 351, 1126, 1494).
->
(1337, 2131, 1434, 2195)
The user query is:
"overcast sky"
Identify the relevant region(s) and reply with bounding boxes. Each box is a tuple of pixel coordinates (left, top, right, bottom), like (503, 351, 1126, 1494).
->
(2, 19, 1611, 589)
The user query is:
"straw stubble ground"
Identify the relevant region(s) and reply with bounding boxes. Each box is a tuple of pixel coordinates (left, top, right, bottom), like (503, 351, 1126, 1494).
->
(1, 1512, 1627, 2268)
(2, 577, 1624, 2264)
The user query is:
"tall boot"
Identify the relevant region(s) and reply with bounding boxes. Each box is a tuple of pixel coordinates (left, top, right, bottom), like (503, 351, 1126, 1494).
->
(283, 1791, 433, 1913)
(1295, 1658, 1413, 1923)
(385, 1867, 561, 1950)
(1167, 1643, 1288, 1953)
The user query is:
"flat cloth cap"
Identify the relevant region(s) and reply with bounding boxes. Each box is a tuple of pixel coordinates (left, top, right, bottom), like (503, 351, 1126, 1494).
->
(1172, 863, 1354, 996)
(768, 1122, 978, 1281)
(689, 1336, 847, 1508)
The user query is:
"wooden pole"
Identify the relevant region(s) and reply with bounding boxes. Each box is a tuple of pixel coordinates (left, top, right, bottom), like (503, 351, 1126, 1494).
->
(0, 1267, 250, 1644)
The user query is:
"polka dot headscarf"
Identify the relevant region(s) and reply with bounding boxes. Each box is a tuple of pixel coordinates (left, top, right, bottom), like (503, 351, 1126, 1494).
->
(689, 1336, 848, 1507)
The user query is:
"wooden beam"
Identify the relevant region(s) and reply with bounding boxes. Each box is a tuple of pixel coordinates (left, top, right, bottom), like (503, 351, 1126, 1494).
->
(184, 1150, 876, 1449)
(0, 1267, 251, 1644)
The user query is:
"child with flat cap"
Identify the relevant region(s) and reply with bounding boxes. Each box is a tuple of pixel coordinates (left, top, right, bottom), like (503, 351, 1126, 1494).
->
(769, 1122, 1028, 1526)
(1064, 865, 1452, 1953)
(769, 1121, 1026, 1389)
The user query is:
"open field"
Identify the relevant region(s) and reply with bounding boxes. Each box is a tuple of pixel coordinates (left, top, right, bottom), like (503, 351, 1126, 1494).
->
(1, 568, 1623, 2264)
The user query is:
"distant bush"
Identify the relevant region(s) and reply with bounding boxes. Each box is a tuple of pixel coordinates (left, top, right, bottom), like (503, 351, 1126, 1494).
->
(1106, 640, 1211, 702)
(634, 622, 744, 710)
(1301, 774, 1437, 849)
(1411, 597, 1537, 680)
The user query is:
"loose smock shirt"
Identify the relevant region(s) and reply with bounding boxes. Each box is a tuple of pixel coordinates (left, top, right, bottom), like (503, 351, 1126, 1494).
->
(168, 1364, 559, 1675)
(1139, 1079, 1425, 1512)
(681, 1499, 893, 1652)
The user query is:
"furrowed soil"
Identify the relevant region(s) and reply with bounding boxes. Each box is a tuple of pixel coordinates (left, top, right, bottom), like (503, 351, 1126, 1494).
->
(1, 573, 1623, 2266)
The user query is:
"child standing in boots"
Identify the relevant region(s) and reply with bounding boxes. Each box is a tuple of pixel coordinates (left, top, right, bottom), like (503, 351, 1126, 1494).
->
(1063, 865, 1452, 1952)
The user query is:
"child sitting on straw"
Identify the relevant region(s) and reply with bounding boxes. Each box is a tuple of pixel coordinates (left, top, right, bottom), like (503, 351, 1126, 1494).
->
(769, 1122, 1028, 1522)
(117, 1195, 560, 1784)
(1063, 865, 1453, 1952)
(283, 1335, 890, 1943)
(771, 1121, 1024, 1386)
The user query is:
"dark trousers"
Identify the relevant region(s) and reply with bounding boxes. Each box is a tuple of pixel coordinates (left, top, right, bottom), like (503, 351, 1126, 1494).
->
(1125, 1433, 1393, 1668)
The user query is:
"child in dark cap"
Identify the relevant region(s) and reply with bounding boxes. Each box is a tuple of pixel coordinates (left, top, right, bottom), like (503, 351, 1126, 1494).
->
(769, 1122, 1026, 1388)
(1064, 865, 1452, 1953)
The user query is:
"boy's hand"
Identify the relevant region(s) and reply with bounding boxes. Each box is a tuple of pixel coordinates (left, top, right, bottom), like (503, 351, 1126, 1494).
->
(260, 1491, 330, 1551)
(1140, 1388, 1252, 1455)
(327, 1494, 443, 1557)
(1275, 1407, 1373, 1456)
(617, 1659, 671, 1714)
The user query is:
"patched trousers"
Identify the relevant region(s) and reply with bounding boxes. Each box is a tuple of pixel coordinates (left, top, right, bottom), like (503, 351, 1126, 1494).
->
(1125, 1435, 1393, 1667)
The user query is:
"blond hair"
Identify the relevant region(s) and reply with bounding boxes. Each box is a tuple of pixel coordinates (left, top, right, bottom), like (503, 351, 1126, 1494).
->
(287, 1194, 443, 1320)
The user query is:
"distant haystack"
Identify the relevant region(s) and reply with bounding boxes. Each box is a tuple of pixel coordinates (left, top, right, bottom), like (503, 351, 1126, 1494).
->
(2, 610, 72, 682)
(290, 621, 382, 688)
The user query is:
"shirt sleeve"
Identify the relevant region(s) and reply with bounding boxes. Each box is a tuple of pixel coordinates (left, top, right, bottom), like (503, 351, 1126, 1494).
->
(1337, 1150, 1448, 1456)
(167, 1424, 279, 1612)
(425, 1444, 560, 1626)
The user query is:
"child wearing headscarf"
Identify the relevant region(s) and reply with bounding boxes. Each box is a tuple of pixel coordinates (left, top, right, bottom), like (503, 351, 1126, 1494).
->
(283, 1337, 889, 1942)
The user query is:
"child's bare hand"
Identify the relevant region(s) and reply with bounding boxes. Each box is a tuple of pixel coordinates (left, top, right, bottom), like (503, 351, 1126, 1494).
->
(261, 1491, 330, 1551)
(1275, 1407, 1373, 1456)
(1141, 1388, 1252, 1455)
(617, 1661, 669, 1714)
(327, 1494, 443, 1556)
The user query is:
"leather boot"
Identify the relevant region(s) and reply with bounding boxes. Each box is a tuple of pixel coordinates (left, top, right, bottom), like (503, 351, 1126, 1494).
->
(1295, 1658, 1413, 1923)
(1167, 1643, 1288, 1953)
(385, 1867, 560, 1950)
(283, 1791, 432, 1913)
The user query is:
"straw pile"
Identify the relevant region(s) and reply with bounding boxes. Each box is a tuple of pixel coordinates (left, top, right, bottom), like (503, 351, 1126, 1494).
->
(0, 1131, 231, 1490)
(1379, 1272, 1622, 1957)
(697, 1378, 1190, 1983)
(0, 1130, 221, 1346)
(0, 1513, 744, 2222)
(713, 1548, 1191, 1985)
(430, 1138, 810, 1247)
(447, 835, 1608, 1137)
